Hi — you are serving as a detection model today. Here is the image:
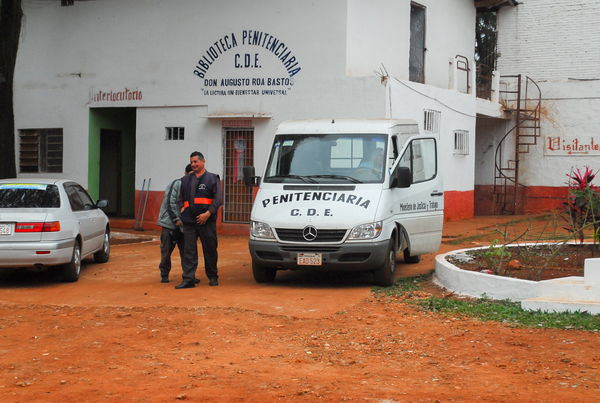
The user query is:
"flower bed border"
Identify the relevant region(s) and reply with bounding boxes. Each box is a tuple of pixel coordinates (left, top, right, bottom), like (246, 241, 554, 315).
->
(434, 242, 593, 302)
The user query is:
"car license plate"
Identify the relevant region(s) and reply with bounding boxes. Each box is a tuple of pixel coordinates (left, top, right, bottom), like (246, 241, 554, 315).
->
(297, 253, 322, 266)
(0, 223, 12, 235)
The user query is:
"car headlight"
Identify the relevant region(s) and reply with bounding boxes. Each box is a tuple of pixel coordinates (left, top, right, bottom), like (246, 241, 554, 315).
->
(348, 221, 382, 240)
(250, 221, 275, 239)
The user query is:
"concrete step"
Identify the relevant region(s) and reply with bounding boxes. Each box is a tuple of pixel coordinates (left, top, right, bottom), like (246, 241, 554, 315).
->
(521, 297, 600, 315)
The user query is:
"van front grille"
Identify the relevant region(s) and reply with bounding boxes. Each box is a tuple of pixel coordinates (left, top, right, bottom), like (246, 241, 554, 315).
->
(275, 228, 346, 243)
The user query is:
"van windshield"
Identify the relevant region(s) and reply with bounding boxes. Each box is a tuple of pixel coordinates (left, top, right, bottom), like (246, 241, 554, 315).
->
(264, 134, 387, 184)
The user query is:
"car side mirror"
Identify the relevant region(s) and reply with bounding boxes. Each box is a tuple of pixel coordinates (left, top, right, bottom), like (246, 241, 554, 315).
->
(243, 166, 260, 187)
(96, 199, 109, 209)
(390, 166, 411, 188)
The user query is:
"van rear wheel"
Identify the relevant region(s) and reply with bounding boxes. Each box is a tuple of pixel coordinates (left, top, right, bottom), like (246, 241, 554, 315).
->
(373, 238, 396, 287)
(252, 262, 277, 283)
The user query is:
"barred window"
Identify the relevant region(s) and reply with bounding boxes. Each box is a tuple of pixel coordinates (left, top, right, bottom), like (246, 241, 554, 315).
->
(165, 127, 185, 141)
(423, 109, 440, 134)
(19, 129, 63, 173)
(453, 130, 469, 155)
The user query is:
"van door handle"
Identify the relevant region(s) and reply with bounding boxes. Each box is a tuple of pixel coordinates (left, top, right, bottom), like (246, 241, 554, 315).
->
(431, 191, 444, 196)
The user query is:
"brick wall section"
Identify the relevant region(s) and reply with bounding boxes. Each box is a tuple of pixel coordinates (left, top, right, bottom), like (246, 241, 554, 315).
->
(497, 1, 600, 80)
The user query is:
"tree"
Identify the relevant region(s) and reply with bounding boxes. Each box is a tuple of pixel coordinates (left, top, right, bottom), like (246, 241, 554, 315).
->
(0, 0, 22, 179)
(475, 10, 498, 70)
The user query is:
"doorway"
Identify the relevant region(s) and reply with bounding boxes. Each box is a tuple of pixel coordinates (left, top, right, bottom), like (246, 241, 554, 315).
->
(88, 107, 136, 217)
(99, 129, 122, 216)
(223, 128, 254, 223)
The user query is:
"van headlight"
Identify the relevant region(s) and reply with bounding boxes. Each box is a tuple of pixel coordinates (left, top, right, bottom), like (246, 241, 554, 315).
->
(348, 221, 382, 240)
(250, 221, 275, 239)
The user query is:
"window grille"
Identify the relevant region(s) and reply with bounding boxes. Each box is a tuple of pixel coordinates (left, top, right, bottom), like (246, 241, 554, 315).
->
(423, 109, 440, 134)
(165, 127, 185, 141)
(453, 130, 469, 155)
(19, 129, 63, 173)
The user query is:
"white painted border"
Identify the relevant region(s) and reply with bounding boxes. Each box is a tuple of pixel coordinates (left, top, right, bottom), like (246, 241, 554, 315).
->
(434, 244, 600, 314)
(434, 246, 541, 301)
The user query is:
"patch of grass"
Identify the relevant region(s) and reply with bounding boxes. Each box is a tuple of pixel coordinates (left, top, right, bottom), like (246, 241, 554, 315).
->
(372, 272, 431, 295)
(374, 272, 600, 332)
(417, 297, 600, 331)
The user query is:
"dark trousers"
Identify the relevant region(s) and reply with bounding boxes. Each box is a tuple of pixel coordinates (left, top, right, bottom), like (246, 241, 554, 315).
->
(182, 221, 218, 283)
(159, 227, 185, 277)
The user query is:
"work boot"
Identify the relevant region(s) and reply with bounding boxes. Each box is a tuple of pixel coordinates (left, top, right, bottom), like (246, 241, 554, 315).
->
(174, 282, 195, 289)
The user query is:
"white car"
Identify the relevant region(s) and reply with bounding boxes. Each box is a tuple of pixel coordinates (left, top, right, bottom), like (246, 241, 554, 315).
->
(0, 179, 110, 282)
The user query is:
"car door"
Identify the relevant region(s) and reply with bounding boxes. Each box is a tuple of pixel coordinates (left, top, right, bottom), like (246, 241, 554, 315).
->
(64, 184, 103, 257)
(390, 137, 444, 255)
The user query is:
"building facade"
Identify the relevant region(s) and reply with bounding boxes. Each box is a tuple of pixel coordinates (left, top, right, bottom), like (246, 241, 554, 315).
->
(474, 0, 600, 215)
(14, 0, 482, 233)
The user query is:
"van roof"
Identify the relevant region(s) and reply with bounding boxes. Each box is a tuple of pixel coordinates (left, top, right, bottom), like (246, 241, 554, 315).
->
(276, 118, 418, 135)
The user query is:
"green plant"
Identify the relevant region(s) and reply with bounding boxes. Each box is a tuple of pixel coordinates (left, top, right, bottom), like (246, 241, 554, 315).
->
(562, 167, 600, 244)
(467, 236, 512, 274)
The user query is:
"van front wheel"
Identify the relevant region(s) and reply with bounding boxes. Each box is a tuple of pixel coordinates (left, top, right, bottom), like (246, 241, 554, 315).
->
(373, 239, 396, 287)
(252, 262, 277, 283)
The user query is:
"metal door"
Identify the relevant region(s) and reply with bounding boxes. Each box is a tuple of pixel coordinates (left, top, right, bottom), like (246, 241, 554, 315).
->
(223, 129, 254, 223)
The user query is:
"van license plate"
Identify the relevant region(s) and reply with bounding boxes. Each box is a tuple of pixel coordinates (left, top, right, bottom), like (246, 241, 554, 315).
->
(0, 224, 11, 235)
(297, 253, 322, 266)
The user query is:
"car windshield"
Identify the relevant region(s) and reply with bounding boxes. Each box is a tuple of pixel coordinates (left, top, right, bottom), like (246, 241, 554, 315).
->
(0, 184, 60, 208)
(264, 134, 387, 184)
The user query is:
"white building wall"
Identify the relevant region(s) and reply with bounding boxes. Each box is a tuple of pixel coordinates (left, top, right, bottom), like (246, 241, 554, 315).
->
(387, 78, 476, 194)
(497, 1, 600, 81)
(13, 0, 478, 221)
(347, 0, 476, 91)
(490, 1, 600, 189)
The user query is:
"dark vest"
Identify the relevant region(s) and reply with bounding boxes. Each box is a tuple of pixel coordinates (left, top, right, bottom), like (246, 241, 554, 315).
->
(180, 171, 219, 224)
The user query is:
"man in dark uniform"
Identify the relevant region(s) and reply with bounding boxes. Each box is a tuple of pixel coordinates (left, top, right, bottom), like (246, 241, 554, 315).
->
(176, 151, 223, 289)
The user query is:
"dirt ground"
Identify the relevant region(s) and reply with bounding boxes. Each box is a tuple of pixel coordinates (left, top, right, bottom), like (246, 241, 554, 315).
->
(0, 215, 598, 402)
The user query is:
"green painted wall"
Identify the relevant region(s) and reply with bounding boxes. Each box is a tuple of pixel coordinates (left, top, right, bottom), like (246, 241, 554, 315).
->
(88, 108, 136, 216)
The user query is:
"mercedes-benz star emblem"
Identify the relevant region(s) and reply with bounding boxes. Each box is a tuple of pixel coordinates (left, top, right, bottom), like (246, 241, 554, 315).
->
(302, 226, 318, 242)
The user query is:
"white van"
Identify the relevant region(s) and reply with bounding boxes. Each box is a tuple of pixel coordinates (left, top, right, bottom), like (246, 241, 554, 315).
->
(244, 119, 444, 286)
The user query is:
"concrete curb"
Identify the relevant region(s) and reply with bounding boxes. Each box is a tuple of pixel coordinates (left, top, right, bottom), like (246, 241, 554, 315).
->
(434, 246, 541, 301)
(434, 244, 600, 314)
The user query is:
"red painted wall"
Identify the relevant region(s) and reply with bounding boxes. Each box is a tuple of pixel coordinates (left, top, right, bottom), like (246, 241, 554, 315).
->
(130, 188, 481, 233)
(444, 190, 474, 222)
(474, 185, 568, 216)
(128, 185, 573, 233)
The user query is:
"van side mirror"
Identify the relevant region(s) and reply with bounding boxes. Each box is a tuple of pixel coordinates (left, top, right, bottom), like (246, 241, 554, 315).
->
(390, 166, 411, 188)
(243, 166, 260, 187)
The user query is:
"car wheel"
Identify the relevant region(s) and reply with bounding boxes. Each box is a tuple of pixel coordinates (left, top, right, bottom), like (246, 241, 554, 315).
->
(252, 262, 277, 283)
(403, 248, 421, 263)
(94, 228, 110, 263)
(373, 238, 396, 287)
(62, 240, 81, 282)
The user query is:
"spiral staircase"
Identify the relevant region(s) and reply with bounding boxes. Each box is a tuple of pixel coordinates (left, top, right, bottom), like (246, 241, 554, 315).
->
(493, 74, 542, 215)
